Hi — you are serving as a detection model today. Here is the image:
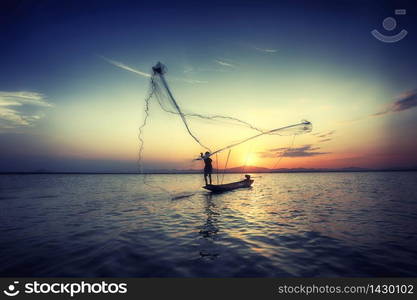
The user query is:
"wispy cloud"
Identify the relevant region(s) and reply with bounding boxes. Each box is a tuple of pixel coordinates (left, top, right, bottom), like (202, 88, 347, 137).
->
(179, 78, 209, 84)
(102, 56, 207, 84)
(312, 131, 335, 143)
(254, 46, 277, 53)
(101, 56, 151, 78)
(341, 89, 417, 124)
(214, 59, 235, 68)
(313, 130, 335, 138)
(372, 89, 417, 116)
(0, 91, 52, 128)
(183, 65, 231, 74)
(318, 138, 332, 143)
(258, 144, 330, 158)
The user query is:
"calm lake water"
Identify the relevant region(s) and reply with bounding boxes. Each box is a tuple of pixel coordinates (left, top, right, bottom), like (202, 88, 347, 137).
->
(1, 172, 416, 277)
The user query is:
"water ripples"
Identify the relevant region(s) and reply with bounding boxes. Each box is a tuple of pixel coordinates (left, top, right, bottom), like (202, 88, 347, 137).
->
(0, 172, 417, 276)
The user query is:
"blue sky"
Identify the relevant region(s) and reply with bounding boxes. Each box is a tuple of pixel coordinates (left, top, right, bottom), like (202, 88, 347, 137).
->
(1, 0, 416, 172)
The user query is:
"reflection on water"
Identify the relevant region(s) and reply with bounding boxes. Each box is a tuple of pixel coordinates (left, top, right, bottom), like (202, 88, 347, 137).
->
(198, 194, 219, 259)
(0, 172, 417, 277)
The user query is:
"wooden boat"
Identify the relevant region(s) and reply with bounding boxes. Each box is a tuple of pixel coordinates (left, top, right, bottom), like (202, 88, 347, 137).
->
(203, 175, 254, 193)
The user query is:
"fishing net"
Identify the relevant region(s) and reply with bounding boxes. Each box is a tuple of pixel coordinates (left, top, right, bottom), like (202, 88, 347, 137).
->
(138, 62, 312, 173)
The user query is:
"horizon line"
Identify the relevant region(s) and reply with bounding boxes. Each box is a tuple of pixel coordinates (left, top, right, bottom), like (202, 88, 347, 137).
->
(1, 168, 417, 175)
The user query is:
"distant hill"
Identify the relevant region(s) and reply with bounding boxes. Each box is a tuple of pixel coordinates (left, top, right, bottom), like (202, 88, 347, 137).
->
(138, 165, 417, 174)
(2, 165, 417, 174)
(271, 166, 370, 173)
(223, 166, 370, 173)
(223, 166, 271, 173)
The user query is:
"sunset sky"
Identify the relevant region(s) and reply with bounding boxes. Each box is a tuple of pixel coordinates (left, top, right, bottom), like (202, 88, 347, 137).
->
(1, 0, 416, 172)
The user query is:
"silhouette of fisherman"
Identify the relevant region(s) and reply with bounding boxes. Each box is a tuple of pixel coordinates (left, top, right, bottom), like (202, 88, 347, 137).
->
(199, 151, 213, 185)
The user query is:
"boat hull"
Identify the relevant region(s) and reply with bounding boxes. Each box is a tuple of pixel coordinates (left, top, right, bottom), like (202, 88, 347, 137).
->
(203, 179, 254, 192)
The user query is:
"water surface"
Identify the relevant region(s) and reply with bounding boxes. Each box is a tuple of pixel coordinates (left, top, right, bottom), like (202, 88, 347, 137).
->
(1, 172, 416, 277)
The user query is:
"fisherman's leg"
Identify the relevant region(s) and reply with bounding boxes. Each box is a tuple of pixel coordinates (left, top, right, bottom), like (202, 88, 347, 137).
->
(204, 173, 208, 185)
(208, 173, 212, 185)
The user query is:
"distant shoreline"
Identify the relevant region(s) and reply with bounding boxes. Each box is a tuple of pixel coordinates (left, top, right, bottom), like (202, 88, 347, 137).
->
(1, 169, 417, 175)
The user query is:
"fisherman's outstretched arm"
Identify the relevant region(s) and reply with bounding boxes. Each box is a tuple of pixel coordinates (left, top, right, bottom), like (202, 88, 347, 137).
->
(193, 152, 212, 161)
(193, 153, 204, 161)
